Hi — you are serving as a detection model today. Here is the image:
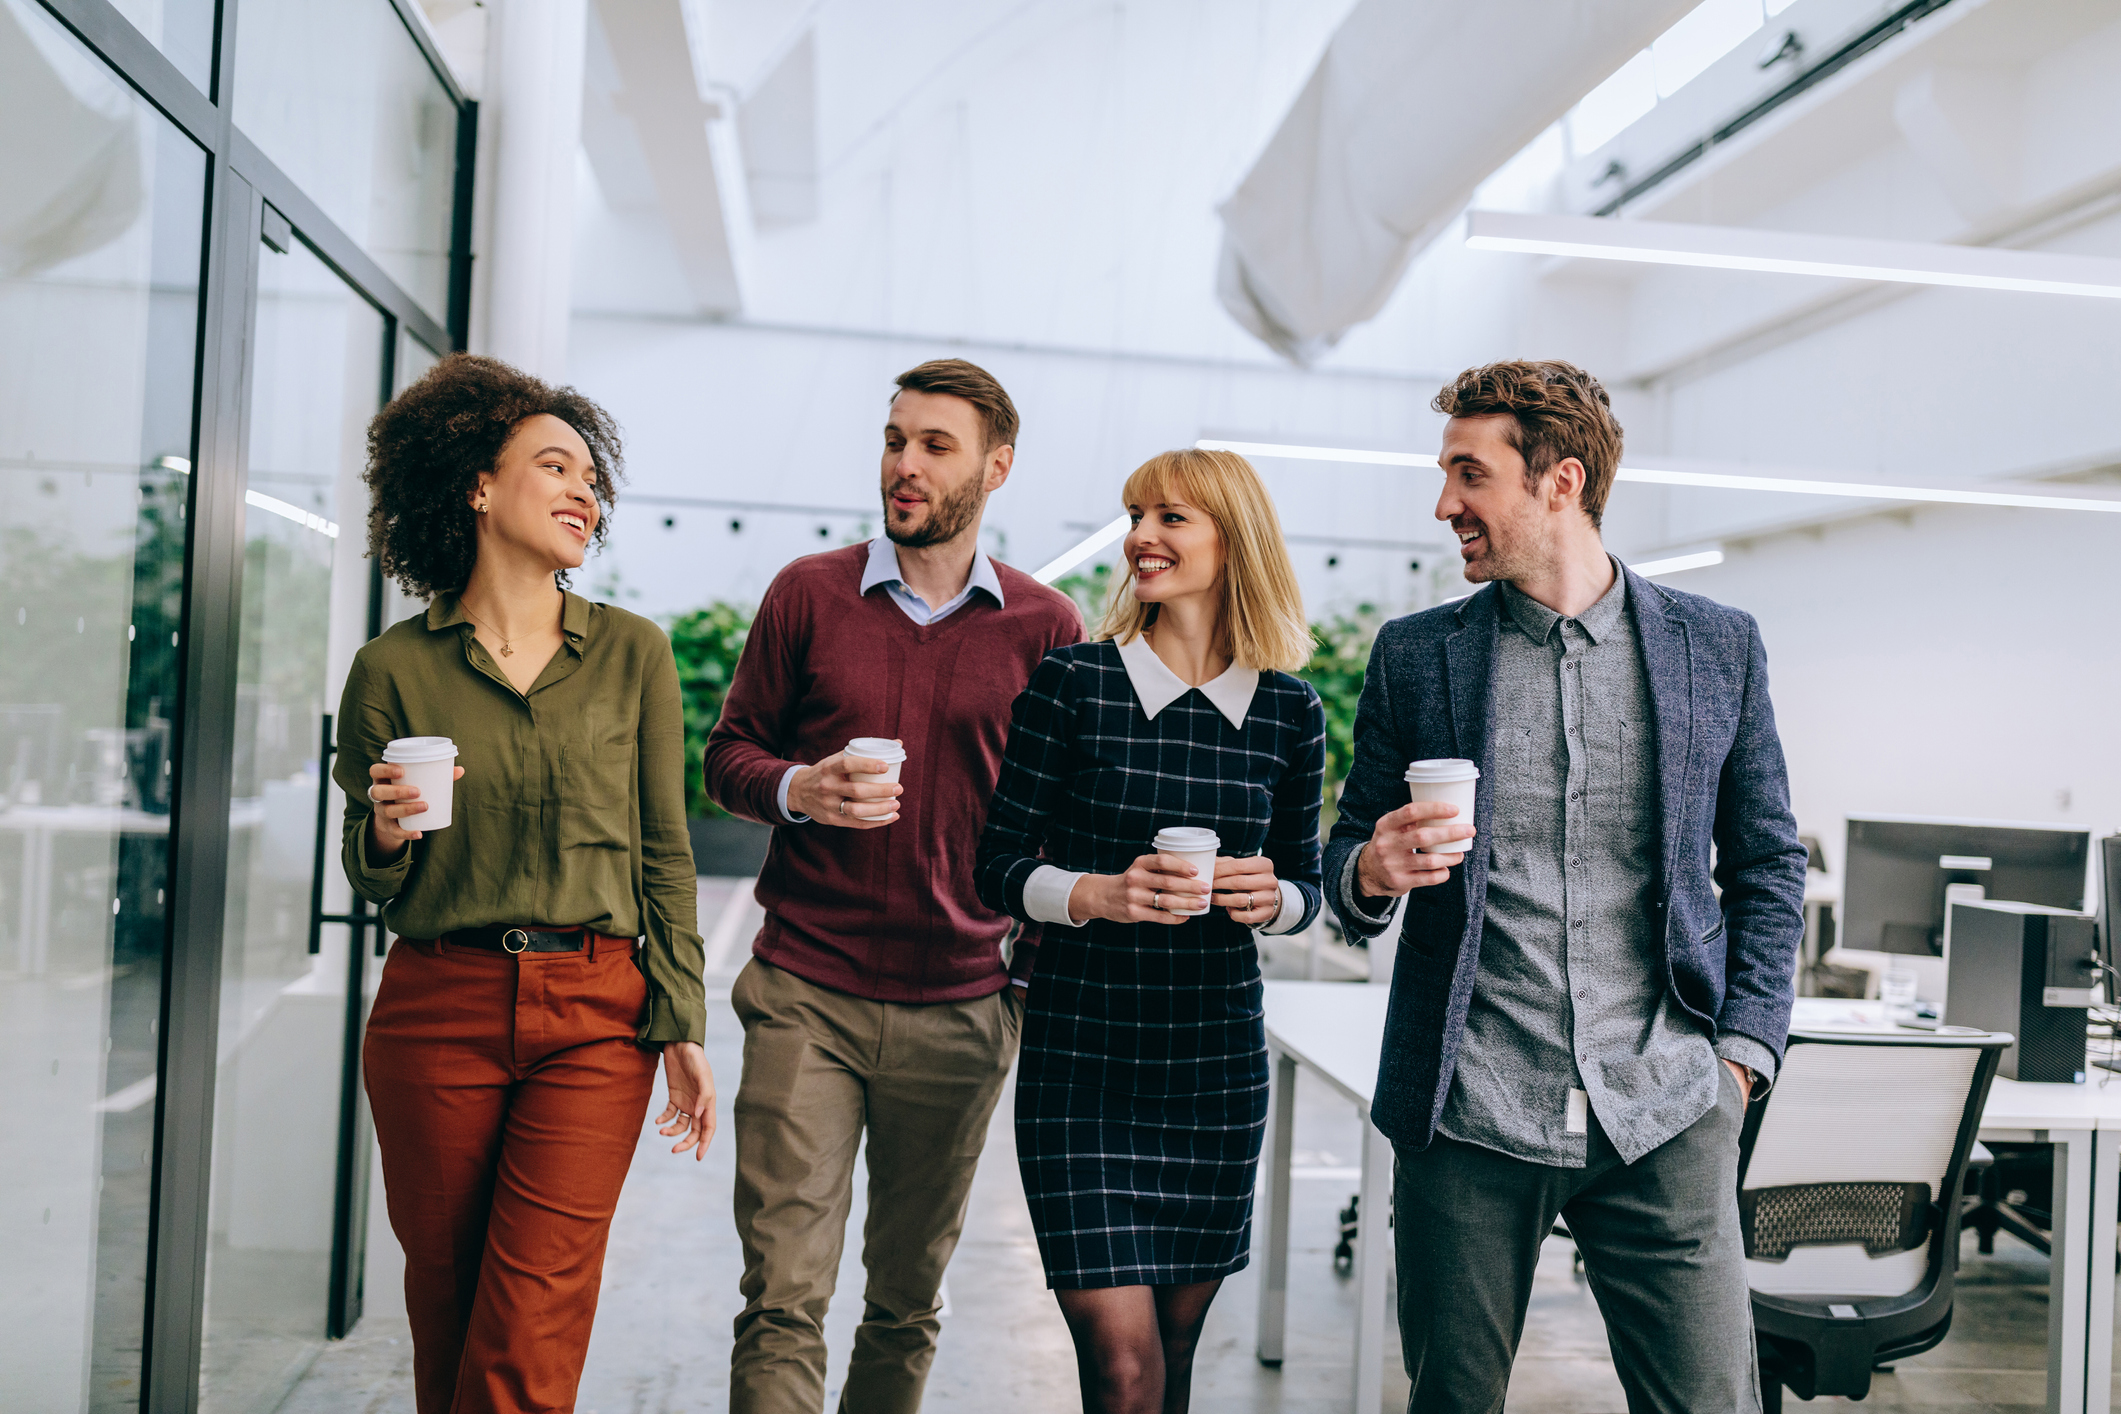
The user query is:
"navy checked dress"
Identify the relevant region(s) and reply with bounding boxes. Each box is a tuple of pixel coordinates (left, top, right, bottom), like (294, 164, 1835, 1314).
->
(975, 639, 1325, 1289)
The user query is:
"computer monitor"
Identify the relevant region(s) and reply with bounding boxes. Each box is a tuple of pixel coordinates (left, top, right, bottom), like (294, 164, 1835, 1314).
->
(2100, 835, 2121, 976)
(1841, 816, 2092, 960)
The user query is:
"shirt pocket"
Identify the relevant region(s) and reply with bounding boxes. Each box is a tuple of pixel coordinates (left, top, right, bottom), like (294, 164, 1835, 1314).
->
(1590, 718, 1651, 838)
(560, 738, 635, 850)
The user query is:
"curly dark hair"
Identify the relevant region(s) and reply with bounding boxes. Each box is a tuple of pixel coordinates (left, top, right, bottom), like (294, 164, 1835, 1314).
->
(364, 352, 625, 597)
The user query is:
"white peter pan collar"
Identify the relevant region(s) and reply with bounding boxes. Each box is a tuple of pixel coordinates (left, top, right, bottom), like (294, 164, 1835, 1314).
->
(1114, 634, 1260, 729)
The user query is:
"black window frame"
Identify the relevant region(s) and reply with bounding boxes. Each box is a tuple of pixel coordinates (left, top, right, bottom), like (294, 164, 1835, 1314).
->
(26, 3, 476, 1408)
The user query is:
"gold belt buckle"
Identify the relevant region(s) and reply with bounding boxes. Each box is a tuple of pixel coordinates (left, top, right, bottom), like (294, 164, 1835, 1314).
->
(502, 928, 530, 954)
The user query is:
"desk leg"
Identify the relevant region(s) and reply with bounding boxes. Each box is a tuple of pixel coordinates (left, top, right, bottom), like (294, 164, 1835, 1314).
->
(1258, 1048, 1296, 1367)
(1353, 1111, 1392, 1414)
(2053, 1128, 2095, 1414)
(2087, 1128, 2120, 1414)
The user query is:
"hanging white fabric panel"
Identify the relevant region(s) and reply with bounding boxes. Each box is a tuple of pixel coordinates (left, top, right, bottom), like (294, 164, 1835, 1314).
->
(1216, 0, 1697, 362)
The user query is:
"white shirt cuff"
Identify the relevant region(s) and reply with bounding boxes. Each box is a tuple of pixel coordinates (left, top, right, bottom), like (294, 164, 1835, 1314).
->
(1258, 879, 1307, 936)
(1023, 865, 1087, 927)
(776, 763, 810, 824)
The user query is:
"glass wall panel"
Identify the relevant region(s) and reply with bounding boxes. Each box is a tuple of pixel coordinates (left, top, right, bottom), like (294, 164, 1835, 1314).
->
(103, 0, 217, 93)
(198, 233, 384, 1413)
(0, 2, 204, 1407)
(233, 0, 457, 319)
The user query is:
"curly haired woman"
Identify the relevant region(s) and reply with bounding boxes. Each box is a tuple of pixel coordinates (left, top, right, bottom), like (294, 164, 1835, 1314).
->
(336, 353, 712, 1414)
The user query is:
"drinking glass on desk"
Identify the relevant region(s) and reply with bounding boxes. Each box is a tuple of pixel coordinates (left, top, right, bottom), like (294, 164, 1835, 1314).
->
(1881, 968, 1919, 1021)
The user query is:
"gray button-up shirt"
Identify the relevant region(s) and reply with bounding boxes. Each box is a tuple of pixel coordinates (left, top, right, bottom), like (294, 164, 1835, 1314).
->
(1433, 563, 1766, 1166)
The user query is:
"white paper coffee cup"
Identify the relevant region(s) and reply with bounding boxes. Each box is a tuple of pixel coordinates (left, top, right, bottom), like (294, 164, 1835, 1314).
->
(1404, 758, 1478, 855)
(1151, 826, 1220, 915)
(845, 737, 906, 785)
(382, 736, 458, 831)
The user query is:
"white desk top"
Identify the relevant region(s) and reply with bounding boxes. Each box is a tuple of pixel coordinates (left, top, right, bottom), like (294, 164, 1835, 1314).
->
(1262, 982, 2121, 1133)
(1262, 981, 1388, 1110)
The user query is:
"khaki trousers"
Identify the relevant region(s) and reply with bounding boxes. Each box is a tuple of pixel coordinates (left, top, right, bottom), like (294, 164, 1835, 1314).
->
(729, 957, 1021, 1414)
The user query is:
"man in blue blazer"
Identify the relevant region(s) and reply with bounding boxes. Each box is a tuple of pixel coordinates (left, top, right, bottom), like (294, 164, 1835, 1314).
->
(1325, 361, 1805, 1412)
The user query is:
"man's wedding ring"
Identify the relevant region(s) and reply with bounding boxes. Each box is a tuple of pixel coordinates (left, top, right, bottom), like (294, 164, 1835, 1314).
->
(1153, 891, 1164, 911)
(839, 799, 848, 815)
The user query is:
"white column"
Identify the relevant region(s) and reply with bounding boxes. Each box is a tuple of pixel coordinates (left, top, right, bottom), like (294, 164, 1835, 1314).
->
(475, 0, 588, 381)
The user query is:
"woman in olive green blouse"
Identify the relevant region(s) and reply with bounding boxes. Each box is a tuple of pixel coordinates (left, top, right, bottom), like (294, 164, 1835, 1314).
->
(336, 353, 712, 1414)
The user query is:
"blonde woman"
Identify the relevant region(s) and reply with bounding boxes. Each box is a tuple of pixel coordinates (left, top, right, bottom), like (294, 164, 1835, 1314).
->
(975, 449, 1324, 1414)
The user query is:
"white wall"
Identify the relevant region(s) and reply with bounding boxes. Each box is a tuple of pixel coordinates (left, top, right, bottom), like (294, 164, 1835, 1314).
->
(557, 0, 2121, 860)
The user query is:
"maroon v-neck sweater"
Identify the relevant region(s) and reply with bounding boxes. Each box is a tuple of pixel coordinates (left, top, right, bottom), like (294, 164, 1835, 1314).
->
(704, 543, 1082, 1001)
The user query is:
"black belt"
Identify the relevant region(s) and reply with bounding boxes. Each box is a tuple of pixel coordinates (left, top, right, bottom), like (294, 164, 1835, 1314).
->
(447, 926, 587, 954)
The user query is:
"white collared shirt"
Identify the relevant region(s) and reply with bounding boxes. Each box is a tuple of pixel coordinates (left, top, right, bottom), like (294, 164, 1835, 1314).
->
(775, 537, 1008, 823)
(1020, 635, 1305, 935)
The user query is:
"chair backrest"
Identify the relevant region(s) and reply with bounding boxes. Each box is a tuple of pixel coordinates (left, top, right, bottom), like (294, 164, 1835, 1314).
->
(1739, 1029, 2007, 1299)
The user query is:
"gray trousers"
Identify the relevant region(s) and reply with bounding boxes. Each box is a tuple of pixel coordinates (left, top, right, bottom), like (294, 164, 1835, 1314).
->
(1393, 1063, 1760, 1414)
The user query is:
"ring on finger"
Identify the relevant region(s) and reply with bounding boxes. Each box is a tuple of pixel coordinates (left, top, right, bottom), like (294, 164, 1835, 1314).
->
(1153, 891, 1164, 911)
(839, 799, 849, 816)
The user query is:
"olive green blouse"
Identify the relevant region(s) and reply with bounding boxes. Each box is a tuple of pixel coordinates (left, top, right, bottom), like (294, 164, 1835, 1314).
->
(333, 591, 706, 1045)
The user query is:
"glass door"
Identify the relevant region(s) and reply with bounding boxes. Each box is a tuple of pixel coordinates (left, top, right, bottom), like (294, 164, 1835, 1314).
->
(0, 2, 207, 1406)
(196, 224, 386, 1413)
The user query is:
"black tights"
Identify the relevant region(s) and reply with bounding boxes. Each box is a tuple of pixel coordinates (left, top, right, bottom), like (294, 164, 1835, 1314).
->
(1054, 1278, 1224, 1414)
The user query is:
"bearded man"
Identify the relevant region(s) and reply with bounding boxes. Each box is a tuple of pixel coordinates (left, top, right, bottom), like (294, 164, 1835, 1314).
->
(1326, 360, 1805, 1412)
(704, 359, 1082, 1414)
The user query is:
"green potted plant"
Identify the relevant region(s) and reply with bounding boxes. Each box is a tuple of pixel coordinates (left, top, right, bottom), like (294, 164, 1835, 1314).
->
(667, 602, 774, 876)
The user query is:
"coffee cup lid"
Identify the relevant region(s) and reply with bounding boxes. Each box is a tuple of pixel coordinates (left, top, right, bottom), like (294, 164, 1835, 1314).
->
(383, 736, 457, 764)
(1404, 757, 1479, 783)
(1152, 826, 1220, 852)
(846, 737, 907, 763)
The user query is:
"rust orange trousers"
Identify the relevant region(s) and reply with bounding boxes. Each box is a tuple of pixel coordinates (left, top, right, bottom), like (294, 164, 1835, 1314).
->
(364, 935, 659, 1414)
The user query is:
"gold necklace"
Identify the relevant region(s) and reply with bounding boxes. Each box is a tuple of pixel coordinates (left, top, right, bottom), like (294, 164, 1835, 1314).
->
(459, 601, 516, 657)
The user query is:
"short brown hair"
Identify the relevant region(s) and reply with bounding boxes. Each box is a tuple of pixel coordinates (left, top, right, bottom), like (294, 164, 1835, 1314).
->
(892, 358, 1019, 453)
(1432, 360, 1623, 527)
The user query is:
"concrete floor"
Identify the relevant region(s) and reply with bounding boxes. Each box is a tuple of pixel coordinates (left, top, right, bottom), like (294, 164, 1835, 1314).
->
(280, 881, 2074, 1413)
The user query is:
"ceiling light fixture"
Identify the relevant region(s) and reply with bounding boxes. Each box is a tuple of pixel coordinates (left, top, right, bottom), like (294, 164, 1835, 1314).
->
(1629, 547, 1724, 576)
(1198, 439, 2121, 514)
(1464, 210, 2121, 301)
(1032, 437, 2121, 590)
(1033, 514, 1129, 584)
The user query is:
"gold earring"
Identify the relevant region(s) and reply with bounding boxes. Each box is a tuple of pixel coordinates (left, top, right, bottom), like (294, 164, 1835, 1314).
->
(477, 502, 488, 513)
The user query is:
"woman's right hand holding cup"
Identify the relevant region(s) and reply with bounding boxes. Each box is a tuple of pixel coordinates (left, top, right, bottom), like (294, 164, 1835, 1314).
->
(366, 761, 465, 860)
(1071, 852, 1211, 926)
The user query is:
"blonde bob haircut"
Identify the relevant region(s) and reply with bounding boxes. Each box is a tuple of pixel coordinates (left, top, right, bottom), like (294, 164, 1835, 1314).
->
(1096, 448, 1314, 674)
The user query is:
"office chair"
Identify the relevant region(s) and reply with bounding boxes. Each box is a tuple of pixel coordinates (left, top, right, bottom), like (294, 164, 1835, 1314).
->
(1740, 1027, 2009, 1411)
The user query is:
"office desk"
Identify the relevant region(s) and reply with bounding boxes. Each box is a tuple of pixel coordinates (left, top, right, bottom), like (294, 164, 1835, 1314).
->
(1259, 982, 2121, 1414)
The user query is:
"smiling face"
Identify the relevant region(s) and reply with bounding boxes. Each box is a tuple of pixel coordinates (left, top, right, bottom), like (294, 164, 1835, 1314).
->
(471, 413, 601, 572)
(1124, 492, 1224, 609)
(1434, 413, 1583, 585)
(880, 389, 1009, 549)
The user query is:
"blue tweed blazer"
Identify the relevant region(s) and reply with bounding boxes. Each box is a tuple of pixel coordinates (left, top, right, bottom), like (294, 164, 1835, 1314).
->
(1323, 568, 1807, 1151)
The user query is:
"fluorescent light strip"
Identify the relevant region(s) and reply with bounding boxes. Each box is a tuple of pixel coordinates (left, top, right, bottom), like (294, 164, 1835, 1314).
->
(1629, 548, 1724, 576)
(1435, 545, 1718, 611)
(1033, 513, 1129, 584)
(1616, 466, 2121, 513)
(246, 489, 340, 539)
(1195, 439, 1438, 469)
(1196, 439, 2121, 515)
(1038, 430, 2121, 592)
(1464, 210, 2121, 301)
